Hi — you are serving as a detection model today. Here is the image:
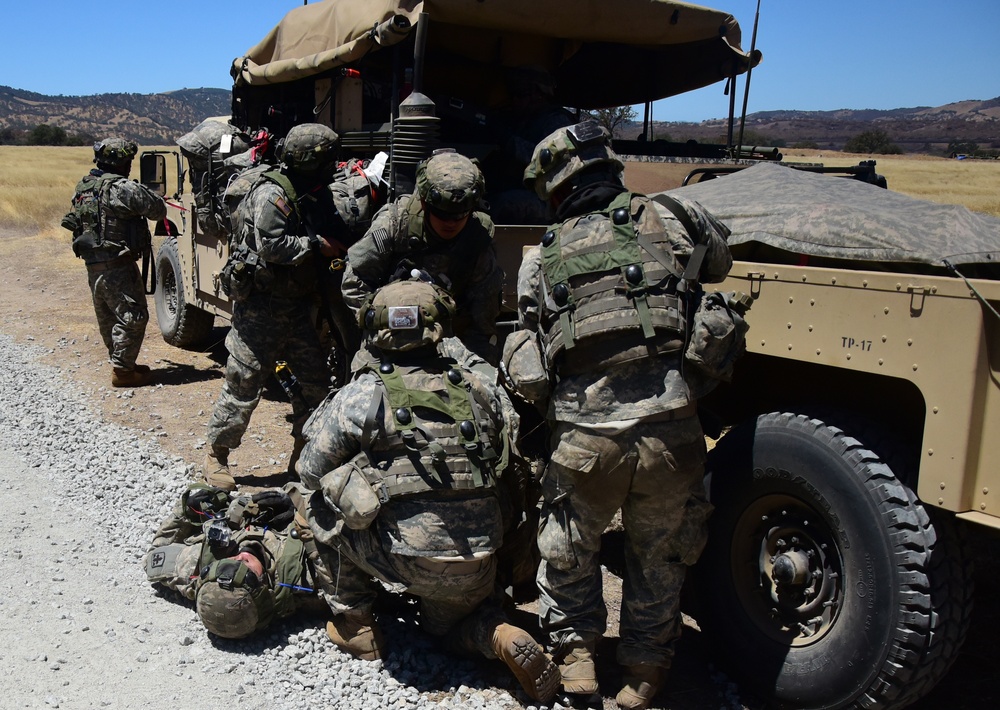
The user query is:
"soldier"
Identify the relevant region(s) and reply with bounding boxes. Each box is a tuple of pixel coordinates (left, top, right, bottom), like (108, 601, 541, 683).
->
(341, 150, 504, 365)
(297, 279, 558, 704)
(511, 122, 733, 709)
(61, 137, 166, 388)
(144, 483, 330, 639)
(203, 123, 347, 491)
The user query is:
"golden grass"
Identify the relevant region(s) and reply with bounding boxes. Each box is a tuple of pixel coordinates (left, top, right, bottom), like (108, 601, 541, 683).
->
(2, 147, 998, 243)
(783, 151, 1000, 218)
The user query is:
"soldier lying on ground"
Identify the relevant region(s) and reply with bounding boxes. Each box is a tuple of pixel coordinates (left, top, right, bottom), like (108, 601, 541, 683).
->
(144, 482, 330, 638)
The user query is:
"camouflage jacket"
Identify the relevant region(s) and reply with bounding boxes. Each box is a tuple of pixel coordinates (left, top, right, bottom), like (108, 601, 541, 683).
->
(69, 169, 166, 264)
(341, 193, 504, 364)
(144, 484, 316, 607)
(237, 176, 343, 299)
(298, 337, 515, 557)
(517, 191, 732, 423)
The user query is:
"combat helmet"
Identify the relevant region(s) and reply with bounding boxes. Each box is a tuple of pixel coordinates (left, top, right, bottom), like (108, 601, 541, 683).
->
(360, 278, 457, 353)
(416, 150, 485, 217)
(196, 551, 275, 639)
(93, 137, 138, 167)
(523, 121, 625, 201)
(277, 123, 340, 177)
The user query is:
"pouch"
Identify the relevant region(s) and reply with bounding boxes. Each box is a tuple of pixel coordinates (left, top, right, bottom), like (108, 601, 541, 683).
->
(320, 461, 381, 530)
(685, 290, 750, 383)
(500, 328, 550, 403)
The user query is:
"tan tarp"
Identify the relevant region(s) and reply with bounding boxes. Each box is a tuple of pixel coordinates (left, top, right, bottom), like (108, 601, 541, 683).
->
(232, 0, 759, 109)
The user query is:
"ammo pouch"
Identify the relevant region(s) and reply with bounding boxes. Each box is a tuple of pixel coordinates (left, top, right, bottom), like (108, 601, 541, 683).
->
(500, 328, 550, 404)
(220, 247, 263, 302)
(123, 220, 152, 259)
(319, 460, 381, 530)
(70, 228, 101, 258)
(685, 290, 750, 382)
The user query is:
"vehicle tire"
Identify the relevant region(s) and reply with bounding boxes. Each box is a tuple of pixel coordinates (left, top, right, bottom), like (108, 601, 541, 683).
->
(154, 238, 215, 349)
(697, 411, 972, 710)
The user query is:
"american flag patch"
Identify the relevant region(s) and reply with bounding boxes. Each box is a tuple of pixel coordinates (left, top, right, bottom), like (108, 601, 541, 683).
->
(274, 196, 292, 217)
(370, 227, 391, 253)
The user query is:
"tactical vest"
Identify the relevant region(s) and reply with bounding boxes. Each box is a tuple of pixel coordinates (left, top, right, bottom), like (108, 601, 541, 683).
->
(357, 358, 504, 502)
(538, 191, 687, 376)
(69, 171, 148, 260)
(398, 194, 493, 294)
(224, 170, 315, 299)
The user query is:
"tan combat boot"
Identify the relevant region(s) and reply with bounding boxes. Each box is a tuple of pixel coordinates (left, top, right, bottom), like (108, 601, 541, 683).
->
(201, 448, 236, 491)
(326, 610, 385, 661)
(556, 640, 599, 696)
(616, 663, 665, 710)
(490, 623, 559, 703)
(111, 365, 153, 388)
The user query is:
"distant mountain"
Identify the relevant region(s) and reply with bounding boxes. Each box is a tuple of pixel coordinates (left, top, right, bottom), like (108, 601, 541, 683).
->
(0, 86, 231, 145)
(2, 84, 999, 155)
(632, 97, 1000, 153)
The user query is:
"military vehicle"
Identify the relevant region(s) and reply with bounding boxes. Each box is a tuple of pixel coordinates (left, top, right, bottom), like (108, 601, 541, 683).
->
(138, 1, 1000, 708)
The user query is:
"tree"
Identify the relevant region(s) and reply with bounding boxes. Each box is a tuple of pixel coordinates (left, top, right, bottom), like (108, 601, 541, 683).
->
(27, 124, 69, 146)
(947, 140, 979, 157)
(591, 106, 637, 138)
(843, 128, 903, 155)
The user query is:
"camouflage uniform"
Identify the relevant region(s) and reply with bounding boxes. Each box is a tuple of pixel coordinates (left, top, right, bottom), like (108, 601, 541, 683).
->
(341, 152, 504, 364)
(65, 139, 165, 375)
(144, 483, 332, 638)
(515, 123, 733, 682)
(299, 335, 511, 653)
(206, 126, 346, 467)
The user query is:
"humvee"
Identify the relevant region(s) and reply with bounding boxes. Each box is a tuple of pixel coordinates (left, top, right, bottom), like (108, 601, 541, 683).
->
(138, 1, 1000, 708)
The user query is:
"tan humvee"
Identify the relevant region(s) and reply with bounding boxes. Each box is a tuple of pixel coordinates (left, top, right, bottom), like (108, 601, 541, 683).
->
(138, 1, 998, 708)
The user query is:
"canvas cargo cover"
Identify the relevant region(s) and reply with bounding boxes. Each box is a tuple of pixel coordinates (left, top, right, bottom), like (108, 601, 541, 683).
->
(662, 163, 1000, 272)
(233, 0, 758, 109)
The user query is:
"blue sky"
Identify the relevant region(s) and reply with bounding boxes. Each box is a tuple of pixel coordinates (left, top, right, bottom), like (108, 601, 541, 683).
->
(4, 0, 998, 123)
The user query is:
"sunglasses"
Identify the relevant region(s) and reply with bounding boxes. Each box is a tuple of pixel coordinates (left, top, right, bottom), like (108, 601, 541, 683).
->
(426, 205, 471, 222)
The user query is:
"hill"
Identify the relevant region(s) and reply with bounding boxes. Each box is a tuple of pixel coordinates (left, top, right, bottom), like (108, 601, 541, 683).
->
(1, 84, 999, 155)
(639, 97, 1000, 154)
(0, 86, 231, 145)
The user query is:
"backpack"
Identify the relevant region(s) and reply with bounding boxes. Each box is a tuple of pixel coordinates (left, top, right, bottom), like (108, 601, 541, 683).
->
(329, 159, 382, 240)
(177, 120, 252, 239)
(62, 172, 120, 257)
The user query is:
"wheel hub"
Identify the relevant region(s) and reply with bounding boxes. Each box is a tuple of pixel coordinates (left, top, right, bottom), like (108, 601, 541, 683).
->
(732, 496, 844, 646)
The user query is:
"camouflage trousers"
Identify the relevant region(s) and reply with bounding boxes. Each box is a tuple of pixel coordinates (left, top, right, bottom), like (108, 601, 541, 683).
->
(206, 294, 331, 451)
(86, 260, 148, 369)
(537, 416, 711, 668)
(310, 517, 506, 659)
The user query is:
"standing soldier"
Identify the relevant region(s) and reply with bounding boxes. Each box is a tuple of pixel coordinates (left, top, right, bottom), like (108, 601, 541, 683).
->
(512, 122, 733, 709)
(341, 149, 504, 365)
(62, 137, 165, 387)
(203, 123, 345, 491)
(297, 279, 558, 704)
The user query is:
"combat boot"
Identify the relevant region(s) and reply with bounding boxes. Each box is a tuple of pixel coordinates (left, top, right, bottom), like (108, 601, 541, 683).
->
(490, 623, 559, 703)
(556, 640, 599, 696)
(201, 447, 236, 491)
(111, 366, 153, 388)
(616, 663, 665, 710)
(326, 610, 385, 661)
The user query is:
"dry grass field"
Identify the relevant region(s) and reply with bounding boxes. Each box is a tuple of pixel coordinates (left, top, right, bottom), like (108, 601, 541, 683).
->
(1, 145, 998, 240)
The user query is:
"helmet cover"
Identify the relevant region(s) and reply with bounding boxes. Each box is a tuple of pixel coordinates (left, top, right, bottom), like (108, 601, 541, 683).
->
(415, 150, 485, 216)
(360, 279, 457, 352)
(523, 121, 624, 201)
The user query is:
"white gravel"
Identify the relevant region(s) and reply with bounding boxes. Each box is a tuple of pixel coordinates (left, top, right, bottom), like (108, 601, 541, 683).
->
(0, 332, 546, 710)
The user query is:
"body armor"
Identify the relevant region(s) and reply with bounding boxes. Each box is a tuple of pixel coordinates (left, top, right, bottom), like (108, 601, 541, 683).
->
(538, 191, 687, 375)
